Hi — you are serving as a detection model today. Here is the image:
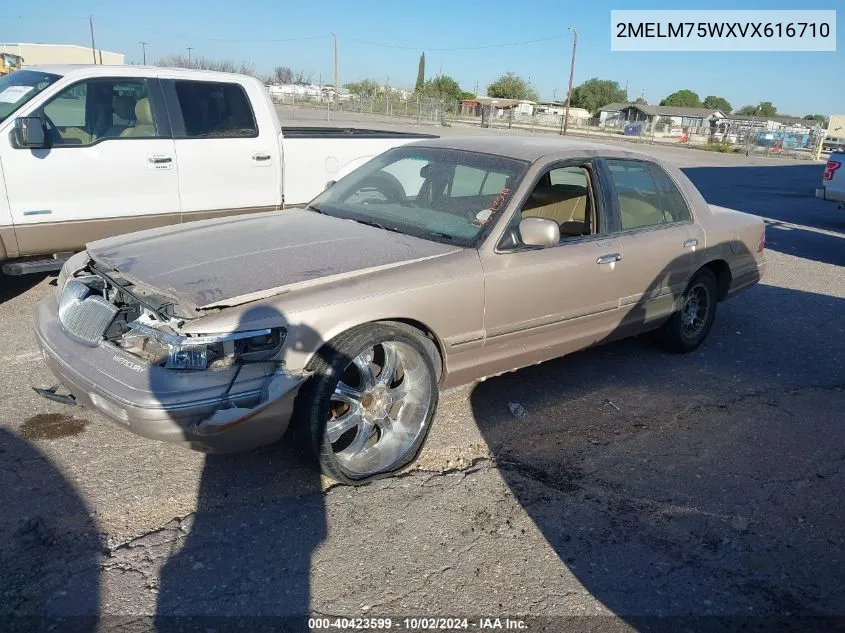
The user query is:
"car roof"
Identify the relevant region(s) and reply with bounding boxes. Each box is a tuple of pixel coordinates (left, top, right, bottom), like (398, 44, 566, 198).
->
(23, 64, 258, 83)
(406, 135, 654, 163)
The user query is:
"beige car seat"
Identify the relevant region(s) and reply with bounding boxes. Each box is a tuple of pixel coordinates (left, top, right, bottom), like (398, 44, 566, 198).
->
(618, 195, 665, 229)
(120, 98, 155, 137)
(522, 184, 590, 237)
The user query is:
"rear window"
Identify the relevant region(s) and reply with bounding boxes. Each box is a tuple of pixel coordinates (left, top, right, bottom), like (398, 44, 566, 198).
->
(173, 80, 257, 138)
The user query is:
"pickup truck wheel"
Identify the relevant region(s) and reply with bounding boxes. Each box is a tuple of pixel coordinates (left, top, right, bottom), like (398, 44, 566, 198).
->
(299, 324, 439, 485)
(653, 267, 718, 354)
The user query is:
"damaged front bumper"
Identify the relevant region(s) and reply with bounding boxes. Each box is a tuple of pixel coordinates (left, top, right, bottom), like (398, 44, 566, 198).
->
(34, 295, 308, 453)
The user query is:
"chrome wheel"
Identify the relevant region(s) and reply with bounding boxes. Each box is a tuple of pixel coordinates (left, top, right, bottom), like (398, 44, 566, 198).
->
(681, 283, 710, 339)
(327, 341, 433, 477)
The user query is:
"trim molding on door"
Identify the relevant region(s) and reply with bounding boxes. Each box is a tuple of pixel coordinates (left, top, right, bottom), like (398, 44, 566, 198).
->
(486, 300, 620, 341)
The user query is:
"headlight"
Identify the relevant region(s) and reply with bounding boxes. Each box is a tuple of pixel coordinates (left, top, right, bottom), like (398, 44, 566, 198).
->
(123, 321, 286, 370)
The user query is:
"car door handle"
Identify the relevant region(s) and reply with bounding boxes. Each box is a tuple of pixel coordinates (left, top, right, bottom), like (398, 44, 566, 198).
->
(148, 156, 172, 164)
(684, 239, 698, 248)
(596, 253, 622, 264)
(252, 153, 272, 162)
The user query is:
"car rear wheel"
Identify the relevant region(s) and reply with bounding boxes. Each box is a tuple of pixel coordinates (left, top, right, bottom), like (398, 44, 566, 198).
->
(653, 267, 718, 354)
(298, 324, 439, 485)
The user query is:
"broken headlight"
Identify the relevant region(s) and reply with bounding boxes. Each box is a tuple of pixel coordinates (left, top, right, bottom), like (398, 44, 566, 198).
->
(123, 321, 286, 370)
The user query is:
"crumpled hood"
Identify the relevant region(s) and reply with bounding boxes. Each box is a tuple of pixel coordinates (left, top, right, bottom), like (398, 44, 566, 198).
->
(86, 210, 459, 309)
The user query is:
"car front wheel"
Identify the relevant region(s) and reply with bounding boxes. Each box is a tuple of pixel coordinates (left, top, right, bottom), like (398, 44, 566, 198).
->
(298, 324, 439, 484)
(654, 267, 718, 353)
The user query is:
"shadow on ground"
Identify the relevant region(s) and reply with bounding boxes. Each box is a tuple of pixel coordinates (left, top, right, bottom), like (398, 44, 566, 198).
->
(470, 277, 845, 629)
(153, 306, 330, 632)
(683, 164, 844, 267)
(0, 272, 50, 305)
(0, 429, 102, 632)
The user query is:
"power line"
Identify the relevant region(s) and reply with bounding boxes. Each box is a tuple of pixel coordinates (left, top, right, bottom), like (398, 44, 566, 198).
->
(149, 32, 330, 44)
(347, 33, 568, 51)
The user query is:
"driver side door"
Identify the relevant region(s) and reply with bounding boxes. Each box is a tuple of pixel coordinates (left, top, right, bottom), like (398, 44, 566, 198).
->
(478, 160, 625, 376)
(0, 76, 180, 256)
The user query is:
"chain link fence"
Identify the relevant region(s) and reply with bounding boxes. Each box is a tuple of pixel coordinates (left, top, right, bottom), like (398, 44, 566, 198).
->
(271, 92, 820, 159)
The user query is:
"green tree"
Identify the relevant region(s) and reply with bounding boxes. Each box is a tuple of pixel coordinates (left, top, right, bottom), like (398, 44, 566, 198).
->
(487, 72, 538, 102)
(737, 101, 777, 117)
(418, 75, 463, 102)
(569, 78, 627, 115)
(634, 96, 647, 105)
(344, 78, 381, 96)
(803, 114, 827, 124)
(660, 89, 702, 108)
(460, 91, 476, 101)
(415, 53, 425, 92)
(703, 95, 732, 113)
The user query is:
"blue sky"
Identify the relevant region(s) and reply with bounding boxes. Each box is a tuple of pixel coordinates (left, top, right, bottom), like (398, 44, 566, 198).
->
(3, 0, 843, 115)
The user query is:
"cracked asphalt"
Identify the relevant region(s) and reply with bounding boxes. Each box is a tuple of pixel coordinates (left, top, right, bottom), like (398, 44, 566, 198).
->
(1, 118, 844, 632)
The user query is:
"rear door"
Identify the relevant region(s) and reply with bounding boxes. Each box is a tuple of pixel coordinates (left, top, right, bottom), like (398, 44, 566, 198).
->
(599, 158, 699, 336)
(163, 78, 282, 221)
(0, 76, 180, 255)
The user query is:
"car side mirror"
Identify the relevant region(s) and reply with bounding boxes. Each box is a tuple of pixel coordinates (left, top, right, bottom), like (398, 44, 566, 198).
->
(519, 217, 560, 247)
(13, 116, 47, 149)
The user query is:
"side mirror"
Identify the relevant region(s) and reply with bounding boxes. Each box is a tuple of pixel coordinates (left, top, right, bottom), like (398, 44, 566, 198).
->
(13, 116, 47, 149)
(519, 217, 560, 247)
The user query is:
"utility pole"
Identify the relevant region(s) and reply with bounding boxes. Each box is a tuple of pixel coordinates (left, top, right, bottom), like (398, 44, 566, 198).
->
(624, 80, 629, 101)
(332, 32, 339, 108)
(474, 81, 479, 97)
(187, 47, 193, 65)
(89, 16, 98, 64)
(561, 27, 578, 136)
(139, 41, 148, 65)
(553, 88, 557, 101)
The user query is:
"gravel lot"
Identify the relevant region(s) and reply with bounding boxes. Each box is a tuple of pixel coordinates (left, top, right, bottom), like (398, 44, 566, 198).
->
(2, 113, 843, 632)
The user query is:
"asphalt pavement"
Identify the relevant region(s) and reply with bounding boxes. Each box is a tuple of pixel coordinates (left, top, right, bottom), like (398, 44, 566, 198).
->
(1, 113, 843, 632)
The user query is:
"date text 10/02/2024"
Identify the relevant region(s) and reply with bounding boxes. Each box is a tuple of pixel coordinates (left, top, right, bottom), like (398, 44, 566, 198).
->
(308, 617, 528, 630)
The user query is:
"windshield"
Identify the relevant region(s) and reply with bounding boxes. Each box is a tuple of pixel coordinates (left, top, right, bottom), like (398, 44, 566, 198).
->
(0, 70, 61, 124)
(308, 146, 529, 247)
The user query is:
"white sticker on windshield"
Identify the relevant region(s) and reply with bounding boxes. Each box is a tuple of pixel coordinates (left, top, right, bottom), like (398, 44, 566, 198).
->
(0, 85, 34, 103)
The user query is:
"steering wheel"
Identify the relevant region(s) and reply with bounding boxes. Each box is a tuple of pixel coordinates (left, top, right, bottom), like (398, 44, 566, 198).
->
(348, 172, 407, 205)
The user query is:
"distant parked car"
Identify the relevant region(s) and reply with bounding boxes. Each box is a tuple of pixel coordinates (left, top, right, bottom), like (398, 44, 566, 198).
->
(816, 152, 845, 208)
(34, 137, 766, 484)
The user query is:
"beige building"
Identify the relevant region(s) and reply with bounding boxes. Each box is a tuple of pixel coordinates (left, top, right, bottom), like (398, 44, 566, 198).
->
(827, 114, 845, 142)
(0, 43, 124, 67)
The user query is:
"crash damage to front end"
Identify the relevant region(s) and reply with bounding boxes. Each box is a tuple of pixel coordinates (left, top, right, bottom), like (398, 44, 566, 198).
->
(33, 252, 309, 453)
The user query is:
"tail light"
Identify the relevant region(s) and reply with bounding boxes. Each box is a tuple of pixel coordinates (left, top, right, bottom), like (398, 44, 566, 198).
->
(823, 160, 841, 181)
(756, 227, 766, 253)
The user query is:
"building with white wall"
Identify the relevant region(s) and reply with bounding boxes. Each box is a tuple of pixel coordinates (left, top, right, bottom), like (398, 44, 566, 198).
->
(0, 43, 124, 66)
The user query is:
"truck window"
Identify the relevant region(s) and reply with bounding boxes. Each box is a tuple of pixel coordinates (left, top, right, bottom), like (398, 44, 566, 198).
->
(173, 81, 257, 138)
(40, 78, 157, 146)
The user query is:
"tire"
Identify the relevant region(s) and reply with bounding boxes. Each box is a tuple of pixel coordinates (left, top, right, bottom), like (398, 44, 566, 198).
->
(297, 323, 439, 485)
(653, 267, 718, 354)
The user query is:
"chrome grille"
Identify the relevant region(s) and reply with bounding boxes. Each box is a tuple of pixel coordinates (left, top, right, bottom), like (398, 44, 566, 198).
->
(58, 279, 119, 346)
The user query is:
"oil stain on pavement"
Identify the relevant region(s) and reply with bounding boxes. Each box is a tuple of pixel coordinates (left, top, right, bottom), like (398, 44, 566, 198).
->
(19, 413, 88, 441)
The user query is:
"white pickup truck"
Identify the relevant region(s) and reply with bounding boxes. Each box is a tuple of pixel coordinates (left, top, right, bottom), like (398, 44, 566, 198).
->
(0, 65, 435, 274)
(815, 152, 844, 209)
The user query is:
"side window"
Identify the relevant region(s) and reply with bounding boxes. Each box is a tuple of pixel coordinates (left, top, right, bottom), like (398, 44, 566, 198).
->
(606, 159, 667, 231)
(647, 164, 692, 223)
(518, 164, 595, 241)
(42, 79, 154, 145)
(174, 81, 257, 138)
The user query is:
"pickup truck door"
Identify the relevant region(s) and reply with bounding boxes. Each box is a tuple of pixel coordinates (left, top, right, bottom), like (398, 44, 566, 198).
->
(162, 78, 282, 220)
(0, 77, 180, 256)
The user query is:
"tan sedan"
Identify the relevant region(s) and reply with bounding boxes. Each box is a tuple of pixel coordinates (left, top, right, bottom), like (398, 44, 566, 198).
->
(34, 137, 766, 484)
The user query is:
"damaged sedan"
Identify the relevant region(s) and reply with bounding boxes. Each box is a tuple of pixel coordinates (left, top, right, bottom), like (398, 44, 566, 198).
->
(34, 137, 766, 484)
